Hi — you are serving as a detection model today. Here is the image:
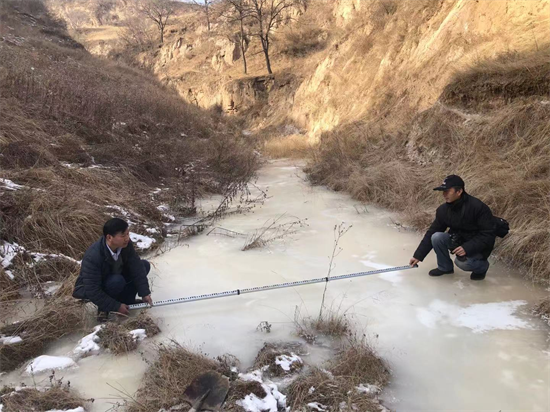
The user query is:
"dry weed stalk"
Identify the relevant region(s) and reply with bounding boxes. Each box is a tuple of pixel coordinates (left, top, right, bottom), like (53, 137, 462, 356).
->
(242, 214, 307, 251)
(318, 223, 352, 321)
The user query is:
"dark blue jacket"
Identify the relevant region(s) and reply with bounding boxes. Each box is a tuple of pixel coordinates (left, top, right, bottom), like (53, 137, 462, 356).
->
(413, 193, 496, 261)
(73, 236, 150, 312)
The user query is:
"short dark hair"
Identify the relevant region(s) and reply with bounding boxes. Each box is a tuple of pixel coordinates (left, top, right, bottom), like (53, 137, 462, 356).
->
(103, 218, 129, 237)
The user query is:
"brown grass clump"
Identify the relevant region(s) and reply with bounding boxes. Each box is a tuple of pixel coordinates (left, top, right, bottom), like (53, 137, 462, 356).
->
(287, 336, 389, 411)
(94, 312, 160, 355)
(225, 380, 266, 410)
(127, 342, 227, 412)
(253, 342, 304, 377)
(263, 134, 311, 159)
(125, 312, 161, 337)
(0, 381, 88, 412)
(96, 322, 138, 355)
(295, 309, 350, 344)
(0, 297, 86, 372)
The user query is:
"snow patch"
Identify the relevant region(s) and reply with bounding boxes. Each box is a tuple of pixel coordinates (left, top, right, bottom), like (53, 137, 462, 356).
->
(416, 300, 531, 333)
(45, 408, 85, 412)
(275, 353, 302, 371)
(73, 325, 103, 357)
(1, 241, 23, 269)
(0, 336, 22, 345)
(307, 402, 327, 411)
(130, 233, 156, 250)
(26, 355, 77, 374)
(0, 178, 25, 191)
(356, 383, 380, 395)
(129, 329, 147, 342)
(236, 370, 287, 412)
(146, 227, 159, 234)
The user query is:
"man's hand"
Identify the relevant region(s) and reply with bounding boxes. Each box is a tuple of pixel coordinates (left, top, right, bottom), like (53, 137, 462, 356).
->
(118, 303, 130, 316)
(409, 257, 420, 267)
(143, 295, 153, 306)
(452, 246, 466, 257)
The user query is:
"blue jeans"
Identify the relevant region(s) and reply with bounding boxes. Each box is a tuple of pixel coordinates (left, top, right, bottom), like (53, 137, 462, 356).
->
(104, 260, 150, 305)
(431, 232, 489, 274)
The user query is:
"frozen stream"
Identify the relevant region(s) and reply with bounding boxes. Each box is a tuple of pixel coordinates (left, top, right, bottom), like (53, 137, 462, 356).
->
(2, 159, 549, 411)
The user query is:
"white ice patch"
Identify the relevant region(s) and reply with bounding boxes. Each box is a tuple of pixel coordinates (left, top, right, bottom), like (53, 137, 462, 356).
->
(45, 408, 85, 412)
(275, 353, 302, 371)
(146, 227, 159, 234)
(130, 232, 156, 250)
(129, 329, 147, 341)
(238, 370, 263, 383)
(360, 260, 402, 284)
(356, 383, 380, 395)
(0, 336, 22, 345)
(1, 241, 23, 269)
(73, 325, 103, 357)
(157, 204, 169, 212)
(26, 355, 77, 374)
(0, 178, 25, 191)
(43, 281, 62, 296)
(307, 402, 327, 411)
(416, 300, 531, 333)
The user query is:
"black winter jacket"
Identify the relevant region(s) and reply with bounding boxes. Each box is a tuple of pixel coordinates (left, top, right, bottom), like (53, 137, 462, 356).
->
(413, 193, 496, 262)
(73, 236, 150, 312)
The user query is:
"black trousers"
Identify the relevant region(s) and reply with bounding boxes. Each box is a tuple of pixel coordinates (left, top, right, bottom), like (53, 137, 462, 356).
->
(103, 260, 150, 305)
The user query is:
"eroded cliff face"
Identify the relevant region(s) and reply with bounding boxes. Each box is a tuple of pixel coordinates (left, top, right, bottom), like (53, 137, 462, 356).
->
(290, 0, 549, 137)
(72, 0, 549, 137)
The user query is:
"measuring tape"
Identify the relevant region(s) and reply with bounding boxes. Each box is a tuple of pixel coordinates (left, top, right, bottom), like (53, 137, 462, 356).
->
(129, 264, 417, 310)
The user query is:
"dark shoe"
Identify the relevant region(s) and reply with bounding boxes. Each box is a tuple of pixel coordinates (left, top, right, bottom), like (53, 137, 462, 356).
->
(429, 268, 454, 277)
(470, 271, 486, 281)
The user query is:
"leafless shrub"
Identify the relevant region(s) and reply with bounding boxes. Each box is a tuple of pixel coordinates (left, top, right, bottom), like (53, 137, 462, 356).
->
(242, 214, 307, 251)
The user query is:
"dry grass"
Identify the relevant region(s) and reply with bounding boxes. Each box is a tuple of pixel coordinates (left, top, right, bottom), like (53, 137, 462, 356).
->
(96, 322, 139, 355)
(0, 297, 87, 372)
(287, 335, 390, 411)
(127, 342, 227, 412)
(307, 48, 550, 284)
(296, 311, 350, 344)
(0, 384, 88, 412)
(225, 380, 266, 411)
(262, 134, 312, 159)
(0, 0, 259, 304)
(95, 312, 160, 355)
(0, 268, 19, 301)
(534, 298, 550, 326)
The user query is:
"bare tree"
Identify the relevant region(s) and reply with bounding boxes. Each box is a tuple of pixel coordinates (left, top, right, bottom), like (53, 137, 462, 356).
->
(249, 0, 294, 75)
(222, 0, 253, 74)
(139, 0, 174, 43)
(193, 0, 215, 32)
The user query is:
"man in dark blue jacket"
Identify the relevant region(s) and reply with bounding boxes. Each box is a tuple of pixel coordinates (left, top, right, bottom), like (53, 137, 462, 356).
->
(409, 175, 496, 280)
(73, 218, 153, 316)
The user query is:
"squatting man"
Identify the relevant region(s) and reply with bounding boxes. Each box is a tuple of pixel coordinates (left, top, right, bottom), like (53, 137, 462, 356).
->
(73, 218, 152, 318)
(409, 175, 496, 281)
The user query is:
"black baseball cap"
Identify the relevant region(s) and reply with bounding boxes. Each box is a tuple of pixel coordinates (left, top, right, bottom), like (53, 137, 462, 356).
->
(433, 175, 465, 191)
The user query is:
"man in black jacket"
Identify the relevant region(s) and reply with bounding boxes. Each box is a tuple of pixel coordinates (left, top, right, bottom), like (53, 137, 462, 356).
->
(73, 218, 153, 316)
(409, 175, 496, 281)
